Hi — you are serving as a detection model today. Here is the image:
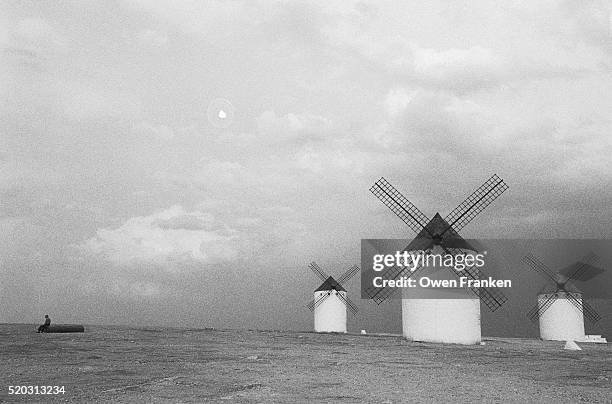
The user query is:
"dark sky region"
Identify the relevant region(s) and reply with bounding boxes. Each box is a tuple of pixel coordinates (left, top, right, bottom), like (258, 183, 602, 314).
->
(1, 1, 611, 337)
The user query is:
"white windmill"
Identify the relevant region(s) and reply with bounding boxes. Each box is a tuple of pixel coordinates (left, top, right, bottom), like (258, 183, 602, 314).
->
(366, 175, 509, 345)
(305, 262, 360, 333)
(523, 253, 604, 342)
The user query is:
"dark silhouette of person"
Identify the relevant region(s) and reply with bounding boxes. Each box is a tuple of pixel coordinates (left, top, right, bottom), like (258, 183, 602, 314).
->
(37, 315, 51, 333)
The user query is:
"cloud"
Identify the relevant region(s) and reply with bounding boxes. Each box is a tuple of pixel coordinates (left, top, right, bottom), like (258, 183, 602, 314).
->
(384, 88, 415, 117)
(59, 82, 142, 121)
(256, 110, 333, 143)
(133, 121, 175, 140)
(153, 213, 212, 231)
(318, 1, 610, 94)
(124, 0, 263, 44)
(81, 205, 238, 267)
(135, 29, 169, 48)
(412, 45, 504, 91)
(0, 18, 67, 76)
(12, 18, 67, 54)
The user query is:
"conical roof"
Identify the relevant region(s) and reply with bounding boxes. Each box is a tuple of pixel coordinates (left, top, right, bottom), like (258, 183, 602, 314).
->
(538, 282, 582, 295)
(405, 213, 476, 252)
(315, 276, 346, 292)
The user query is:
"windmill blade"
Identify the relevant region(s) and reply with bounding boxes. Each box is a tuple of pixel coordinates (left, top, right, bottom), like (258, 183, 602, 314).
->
(563, 252, 599, 283)
(305, 292, 331, 311)
(526, 303, 540, 322)
(527, 293, 558, 322)
(564, 293, 588, 318)
(443, 174, 508, 234)
(365, 279, 402, 304)
(565, 293, 602, 324)
(445, 247, 508, 312)
(365, 256, 426, 304)
(581, 300, 602, 324)
(337, 265, 360, 285)
(313, 292, 332, 310)
(522, 253, 558, 284)
(308, 261, 329, 282)
(336, 292, 359, 315)
(460, 265, 508, 311)
(364, 264, 407, 304)
(559, 261, 605, 283)
(370, 177, 430, 235)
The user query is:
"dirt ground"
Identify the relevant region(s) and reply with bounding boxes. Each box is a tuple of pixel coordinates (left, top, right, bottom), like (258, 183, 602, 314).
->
(1, 324, 610, 403)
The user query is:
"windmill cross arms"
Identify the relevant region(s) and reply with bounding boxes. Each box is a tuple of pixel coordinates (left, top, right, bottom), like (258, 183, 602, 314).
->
(336, 292, 359, 315)
(370, 177, 430, 234)
(581, 300, 602, 324)
(443, 174, 508, 235)
(364, 252, 428, 304)
(527, 293, 557, 322)
(308, 261, 329, 282)
(305, 293, 331, 311)
(461, 265, 508, 312)
(337, 265, 360, 285)
(560, 253, 600, 283)
(445, 247, 508, 312)
(565, 293, 602, 324)
(522, 254, 558, 284)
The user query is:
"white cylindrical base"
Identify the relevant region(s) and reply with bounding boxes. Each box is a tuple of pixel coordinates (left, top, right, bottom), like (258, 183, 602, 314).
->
(314, 290, 347, 333)
(538, 292, 585, 341)
(402, 298, 481, 344)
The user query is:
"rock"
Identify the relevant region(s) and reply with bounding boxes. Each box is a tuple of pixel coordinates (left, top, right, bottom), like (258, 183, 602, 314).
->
(361, 330, 367, 335)
(247, 355, 258, 360)
(564, 340, 581, 351)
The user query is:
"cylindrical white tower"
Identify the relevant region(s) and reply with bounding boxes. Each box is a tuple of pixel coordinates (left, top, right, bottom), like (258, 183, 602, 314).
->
(538, 292, 585, 341)
(314, 289, 347, 333)
(401, 244, 481, 345)
(402, 298, 481, 344)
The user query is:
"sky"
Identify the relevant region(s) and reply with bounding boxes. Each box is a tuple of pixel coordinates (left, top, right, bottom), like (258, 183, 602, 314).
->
(1, 1, 611, 334)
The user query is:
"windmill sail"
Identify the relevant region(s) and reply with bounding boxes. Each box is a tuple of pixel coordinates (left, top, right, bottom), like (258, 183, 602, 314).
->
(370, 177, 430, 234)
(445, 247, 507, 311)
(523, 253, 604, 323)
(565, 292, 601, 323)
(443, 174, 508, 234)
(305, 263, 360, 316)
(306, 293, 330, 312)
(308, 261, 329, 282)
(559, 253, 601, 282)
(522, 254, 558, 284)
(527, 293, 557, 322)
(365, 256, 426, 304)
(367, 175, 509, 311)
(336, 292, 359, 315)
(337, 265, 360, 285)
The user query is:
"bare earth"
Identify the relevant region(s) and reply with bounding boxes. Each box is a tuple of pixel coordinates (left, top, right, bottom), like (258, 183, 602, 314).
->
(1, 324, 611, 403)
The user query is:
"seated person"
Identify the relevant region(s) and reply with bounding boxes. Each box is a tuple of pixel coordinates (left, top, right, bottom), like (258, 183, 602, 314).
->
(37, 315, 51, 333)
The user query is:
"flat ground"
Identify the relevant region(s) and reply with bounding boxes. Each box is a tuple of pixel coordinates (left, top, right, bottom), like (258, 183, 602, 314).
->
(1, 324, 610, 403)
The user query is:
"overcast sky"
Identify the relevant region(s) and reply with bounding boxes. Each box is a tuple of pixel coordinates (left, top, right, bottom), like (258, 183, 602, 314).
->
(1, 1, 611, 332)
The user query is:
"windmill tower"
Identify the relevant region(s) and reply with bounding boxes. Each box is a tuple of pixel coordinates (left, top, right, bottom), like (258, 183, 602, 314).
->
(523, 253, 604, 341)
(366, 174, 509, 344)
(305, 262, 360, 333)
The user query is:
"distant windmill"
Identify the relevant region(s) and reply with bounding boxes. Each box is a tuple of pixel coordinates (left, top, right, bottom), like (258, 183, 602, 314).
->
(305, 262, 360, 333)
(523, 252, 604, 341)
(367, 174, 509, 344)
